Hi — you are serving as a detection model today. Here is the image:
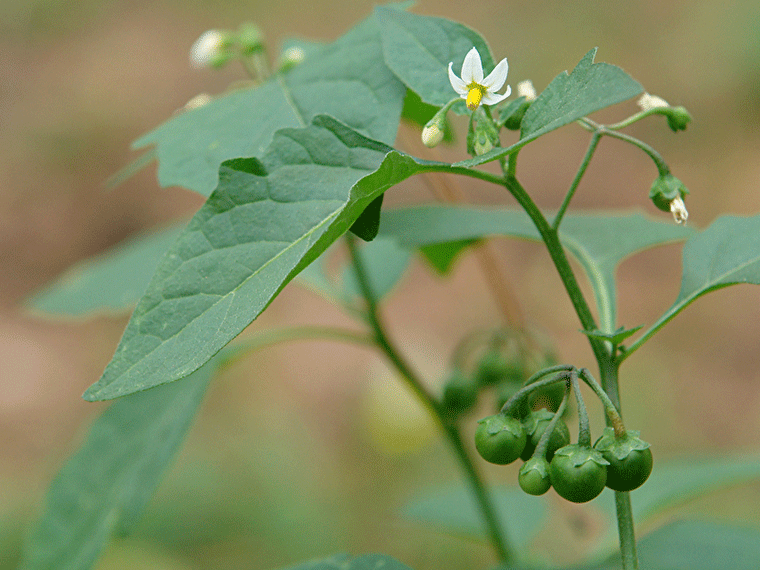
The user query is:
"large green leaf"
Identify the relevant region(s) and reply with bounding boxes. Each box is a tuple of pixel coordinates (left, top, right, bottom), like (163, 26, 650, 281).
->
(379, 206, 691, 332)
(284, 554, 413, 570)
(455, 49, 643, 168)
(20, 355, 218, 570)
(586, 520, 760, 570)
(625, 214, 760, 356)
(376, 7, 493, 110)
(134, 12, 406, 196)
(402, 484, 548, 556)
(84, 117, 437, 401)
(26, 223, 186, 316)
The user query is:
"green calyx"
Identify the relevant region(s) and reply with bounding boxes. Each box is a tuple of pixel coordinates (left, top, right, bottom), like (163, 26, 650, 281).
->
(649, 173, 689, 212)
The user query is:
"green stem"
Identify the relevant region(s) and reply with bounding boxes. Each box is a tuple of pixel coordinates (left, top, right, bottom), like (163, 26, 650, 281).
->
(501, 175, 608, 365)
(345, 234, 512, 563)
(552, 132, 602, 229)
(615, 491, 638, 570)
(571, 372, 592, 447)
(600, 128, 670, 177)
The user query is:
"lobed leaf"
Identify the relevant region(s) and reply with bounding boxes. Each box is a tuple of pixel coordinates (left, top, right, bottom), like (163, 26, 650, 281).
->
(135, 12, 406, 196)
(376, 7, 493, 110)
(84, 117, 437, 401)
(455, 49, 643, 168)
(20, 355, 218, 570)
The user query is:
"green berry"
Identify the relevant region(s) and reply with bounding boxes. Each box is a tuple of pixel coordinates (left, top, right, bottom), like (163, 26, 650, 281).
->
(519, 457, 552, 496)
(520, 410, 571, 461)
(549, 444, 609, 503)
(594, 427, 653, 492)
(475, 414, 526, 465)
(441, 370, 478, 418)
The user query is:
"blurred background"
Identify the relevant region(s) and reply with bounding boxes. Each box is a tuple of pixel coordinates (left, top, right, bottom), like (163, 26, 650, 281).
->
(2, 0, 760, 568)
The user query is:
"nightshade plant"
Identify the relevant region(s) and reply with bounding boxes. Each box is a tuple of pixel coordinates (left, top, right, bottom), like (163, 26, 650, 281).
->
(21, 5, 760, 570)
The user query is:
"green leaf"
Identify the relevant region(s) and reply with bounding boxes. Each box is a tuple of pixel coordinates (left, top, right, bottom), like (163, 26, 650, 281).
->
(379, 206, 691, 331)
(455, 48, 643, 168)
(629, 214, 760, 355)
(135, 12, 406, 196)
(588, 520, 760, 570)
(20, 355, 218, 570)
(84, 117, 436, 401)
(349, 194, 385, 241)
(26, 223, 186, 316)
(376, 7, 493, 110)
(283, 554, 413, 570)
(402, 484, 547, 555)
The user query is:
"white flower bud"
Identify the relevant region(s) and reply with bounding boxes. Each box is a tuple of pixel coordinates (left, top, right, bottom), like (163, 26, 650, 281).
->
(516, 79, 537, 102)
(637, 93, 669, 112)
(421, 122, 444, 148)
(190, 30, 225, 68)
(283, 46, 305, 65)
(670, 196, 689, 224)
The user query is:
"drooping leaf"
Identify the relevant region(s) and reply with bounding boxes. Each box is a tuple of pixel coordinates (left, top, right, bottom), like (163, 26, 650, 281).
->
(402, 484, 548, 555)
(134, 12, 406, 196)
(20, 355, 218, 570)
(84, 117, 439, 401)
(587, 520, 760, 570)
(379, 206, 691, 331)
(455, 49, 643, 168)
(376, 7, 493, 111)
(627, 214, 760, 356)
(26, 222, 186, 316)
(283, 554, 413, 570)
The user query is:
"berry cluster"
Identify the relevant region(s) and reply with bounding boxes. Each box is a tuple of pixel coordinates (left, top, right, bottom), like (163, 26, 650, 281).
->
(474, 367, 653, 503)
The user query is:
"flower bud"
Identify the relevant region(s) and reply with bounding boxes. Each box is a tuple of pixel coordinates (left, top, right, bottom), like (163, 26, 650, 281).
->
(637, 93, 669, 111)
(516, 79, 537, 102)
(649, 173, 690, 223)
(190, 30, 233, 69)
(237, 23, 264, 56)
(421, 121, 444, 148)
(664, 106, 692, 132)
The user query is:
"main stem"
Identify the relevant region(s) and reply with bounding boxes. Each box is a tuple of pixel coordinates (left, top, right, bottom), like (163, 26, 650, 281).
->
(499, 172, 638, 569)
(345, 234, 512, 563)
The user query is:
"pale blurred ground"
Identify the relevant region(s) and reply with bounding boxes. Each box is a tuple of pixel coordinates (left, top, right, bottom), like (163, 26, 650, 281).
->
(2, 1, 760, 568)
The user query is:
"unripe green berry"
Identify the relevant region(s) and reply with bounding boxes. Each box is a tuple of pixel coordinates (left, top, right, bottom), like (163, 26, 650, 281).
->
(549, 444, 609, 503)
(519, 457, 552, 496)
(475, 414, 526, 465)
(594, 427, 653, 492)
(520, 409, 571, 461)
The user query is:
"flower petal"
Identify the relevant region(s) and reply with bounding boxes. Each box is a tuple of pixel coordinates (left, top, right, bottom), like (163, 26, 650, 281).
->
(482, 58, 509, 91)
(461, 47, 483, 84)
(481, 85, 511, 106)
(448, 62, 468, 96)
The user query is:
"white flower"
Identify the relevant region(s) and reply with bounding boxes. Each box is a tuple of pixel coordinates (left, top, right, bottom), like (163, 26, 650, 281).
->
(637, 93, 669, 112)
(516, 79, 537, 102)
(190, 30, 225, 68)
(448, 47, 511, 111)
(184, 93, 212, 110)
(670, 196, 689, 224)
